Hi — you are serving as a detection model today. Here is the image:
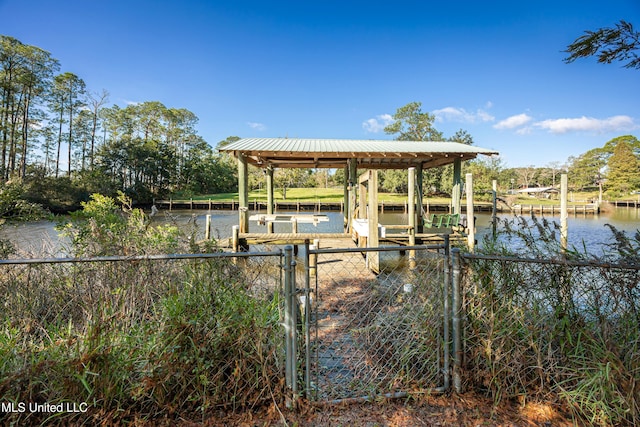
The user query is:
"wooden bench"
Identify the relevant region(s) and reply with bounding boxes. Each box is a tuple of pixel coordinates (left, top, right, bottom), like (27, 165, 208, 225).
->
(424, 213, 460, 228)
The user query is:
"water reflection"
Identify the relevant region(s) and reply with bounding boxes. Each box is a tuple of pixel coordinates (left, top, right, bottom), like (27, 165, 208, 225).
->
(0, 206, 637, 258)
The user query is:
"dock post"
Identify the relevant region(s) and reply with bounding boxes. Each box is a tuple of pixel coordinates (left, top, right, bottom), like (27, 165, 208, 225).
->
(452, 159, 462, 216)
(363, 170, 380, 272)
(205, 214, 211, 240)
(408, 167, 416, 269)
(560, 174, 568, 252)
(342, 164, 349, 227)
(348, 159, 357, 233)
(491, 180, 497, 239)
(466, 173, 475, 251)
(238, 154, 249, 233)
(232, 225, 239, 253)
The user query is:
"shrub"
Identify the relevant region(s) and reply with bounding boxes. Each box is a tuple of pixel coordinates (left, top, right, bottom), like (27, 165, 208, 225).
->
(462, 216, 640, 426)
(0, 193, 284, 424)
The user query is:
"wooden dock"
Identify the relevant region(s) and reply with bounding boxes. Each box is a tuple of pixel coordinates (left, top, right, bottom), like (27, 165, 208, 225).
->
(154, 199, 496, 213)
(510, 203, 600, 215)
(219, 230, 459, 251)
(155, 199, 603, 215)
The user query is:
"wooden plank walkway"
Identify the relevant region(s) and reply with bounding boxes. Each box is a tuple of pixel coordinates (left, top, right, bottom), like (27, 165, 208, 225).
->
(218, 231, 462, 249)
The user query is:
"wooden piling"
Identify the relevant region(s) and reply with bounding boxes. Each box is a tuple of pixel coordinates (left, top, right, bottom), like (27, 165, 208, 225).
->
(205, 214, 211, 240)
(232, 225, 239, 253)
(466, 173, 475, 251)
(560, 174, 568, 251)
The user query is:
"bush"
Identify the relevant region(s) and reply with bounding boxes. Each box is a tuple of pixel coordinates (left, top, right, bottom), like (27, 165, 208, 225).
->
(0, 195, 285, 425)
(462, 217, 640, 426)
(0, 181, 47, 220)
(57, 192, 182, 256)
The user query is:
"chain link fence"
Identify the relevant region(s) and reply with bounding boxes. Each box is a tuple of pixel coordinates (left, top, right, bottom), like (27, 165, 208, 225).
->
(5, 235, 638, 423)
(304, 244, 450, 402)
(0, 251, 286, 422)
(458, 252, 640, 425)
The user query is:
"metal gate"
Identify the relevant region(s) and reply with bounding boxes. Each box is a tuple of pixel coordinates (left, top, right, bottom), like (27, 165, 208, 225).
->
(299, 242, 453, 402)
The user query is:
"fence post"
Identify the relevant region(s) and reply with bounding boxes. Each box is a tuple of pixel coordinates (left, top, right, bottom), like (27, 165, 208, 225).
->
(442, 237, 451, 391)
(283, 245, 297, 407)
(304, 240, 313, 398)
(451, 247, 463, 393)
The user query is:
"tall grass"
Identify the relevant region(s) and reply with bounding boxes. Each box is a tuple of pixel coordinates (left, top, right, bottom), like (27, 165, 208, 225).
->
(0, 194, 285, 425)
(462, 216, 640, 426)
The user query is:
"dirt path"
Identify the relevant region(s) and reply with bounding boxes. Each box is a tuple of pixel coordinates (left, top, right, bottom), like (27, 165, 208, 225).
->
(177, 393, 574, 427)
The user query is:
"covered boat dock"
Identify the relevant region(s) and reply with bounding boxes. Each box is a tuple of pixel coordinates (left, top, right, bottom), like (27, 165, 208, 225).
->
(219, 137, 498, 270)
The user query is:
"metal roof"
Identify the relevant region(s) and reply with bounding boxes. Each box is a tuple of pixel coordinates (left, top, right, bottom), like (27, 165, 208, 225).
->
(219, 137, 498, 169)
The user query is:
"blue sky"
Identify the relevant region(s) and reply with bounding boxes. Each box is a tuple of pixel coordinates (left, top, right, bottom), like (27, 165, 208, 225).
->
(1, 0, 639, 167)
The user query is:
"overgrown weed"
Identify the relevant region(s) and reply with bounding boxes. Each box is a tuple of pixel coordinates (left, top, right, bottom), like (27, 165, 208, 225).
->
(0, 193, 284, 425)
(463, 215, 640, 426)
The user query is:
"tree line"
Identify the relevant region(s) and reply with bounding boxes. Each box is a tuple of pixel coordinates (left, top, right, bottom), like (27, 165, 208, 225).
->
(0, 35, 236, 211)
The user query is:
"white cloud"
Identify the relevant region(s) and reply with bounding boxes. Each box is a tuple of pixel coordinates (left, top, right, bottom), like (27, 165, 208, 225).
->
(534, 115, 637, 134)
(493, 113, 533, 130)
(433, 106, 494, 123)
(515, 126, 532, 135)
(362, 114, 394, 133)
(247, 122, 266, 131)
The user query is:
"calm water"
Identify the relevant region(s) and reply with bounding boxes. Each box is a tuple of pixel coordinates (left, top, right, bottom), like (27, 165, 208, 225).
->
(1, 206, 638, 257)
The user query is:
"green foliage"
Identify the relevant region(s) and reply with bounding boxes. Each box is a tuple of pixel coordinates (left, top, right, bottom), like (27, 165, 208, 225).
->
(605, 140, 640, 195)
(24, 174, 90, 212)
(274, 168, 316, 196)
(465, 217, 640, 425)
(462, 157, 505, 193)
(382, 101, 470, 194)
(0, 181, 47, 220)
(383, 101, 443, 141)
(567, 148, 607, 191)
(0, 190, 284, 424)
(380, 169, 408, 193)
(566, 135, 640, 194)
(0, 35, 60, 180)
(0, 255, 284, 425)
(182, 141, 236, 194)
(58, 192, 181, 256)
(3, 35, 232, 205)
(564, 20, 640, 69)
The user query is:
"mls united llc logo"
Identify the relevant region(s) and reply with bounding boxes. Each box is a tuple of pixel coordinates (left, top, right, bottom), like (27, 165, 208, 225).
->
(1, 402, 88, 413)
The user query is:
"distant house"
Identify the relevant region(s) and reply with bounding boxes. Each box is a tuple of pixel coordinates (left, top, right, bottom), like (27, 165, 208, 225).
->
(517, 187, 559, 199)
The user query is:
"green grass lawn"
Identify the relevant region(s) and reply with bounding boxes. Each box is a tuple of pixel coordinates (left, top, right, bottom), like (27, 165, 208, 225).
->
(187, 187, 453, 204)
(175, 188, 607, 206)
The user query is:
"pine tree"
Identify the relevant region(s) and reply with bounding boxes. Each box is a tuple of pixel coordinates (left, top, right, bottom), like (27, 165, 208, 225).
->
(606, 141, 640, 194)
